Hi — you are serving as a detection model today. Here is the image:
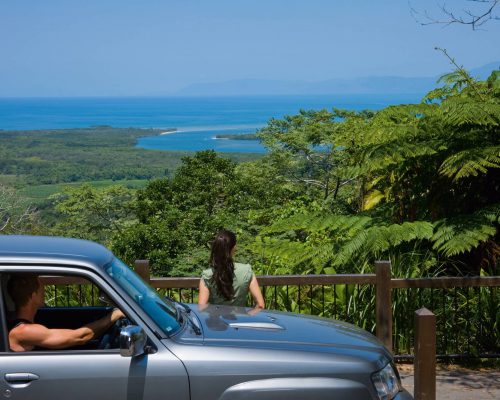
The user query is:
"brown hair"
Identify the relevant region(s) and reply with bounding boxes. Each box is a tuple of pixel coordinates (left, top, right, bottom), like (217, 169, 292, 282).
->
(210, 229, 237, 300)
(7, 274, 40, 308)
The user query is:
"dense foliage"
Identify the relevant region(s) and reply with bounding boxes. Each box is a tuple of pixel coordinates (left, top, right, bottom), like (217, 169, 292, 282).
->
(51, 151, 296, 276)
(254, 69, 500, 276)
(3, 69, 499, 279)
(0, 127, 256, 185)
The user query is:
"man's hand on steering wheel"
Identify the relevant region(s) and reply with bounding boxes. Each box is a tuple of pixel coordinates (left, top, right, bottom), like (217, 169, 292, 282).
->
(110, 308, 125, 322)
(97, 309, 129, 349)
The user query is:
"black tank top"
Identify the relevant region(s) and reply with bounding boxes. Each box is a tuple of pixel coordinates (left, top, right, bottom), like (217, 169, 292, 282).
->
(7, 318, 31, 331)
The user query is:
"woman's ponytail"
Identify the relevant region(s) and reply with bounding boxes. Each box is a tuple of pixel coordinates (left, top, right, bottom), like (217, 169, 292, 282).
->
(210, 229, 237, 300)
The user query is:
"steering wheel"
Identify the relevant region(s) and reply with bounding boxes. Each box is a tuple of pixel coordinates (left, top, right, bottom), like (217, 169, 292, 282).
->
(98, 317, 131, 350)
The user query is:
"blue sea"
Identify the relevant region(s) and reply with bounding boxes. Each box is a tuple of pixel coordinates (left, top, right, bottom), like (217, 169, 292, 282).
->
(0, 94, 422, 153)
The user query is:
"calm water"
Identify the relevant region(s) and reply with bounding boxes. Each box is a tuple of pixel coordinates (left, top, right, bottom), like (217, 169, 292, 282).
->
(0, 94, 422, 153)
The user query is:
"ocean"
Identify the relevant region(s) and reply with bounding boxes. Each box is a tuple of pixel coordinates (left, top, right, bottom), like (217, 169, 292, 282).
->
(0, 94, 423, 153)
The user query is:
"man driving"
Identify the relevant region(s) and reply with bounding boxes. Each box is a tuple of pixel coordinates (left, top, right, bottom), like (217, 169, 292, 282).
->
(7, 274, 124, 352)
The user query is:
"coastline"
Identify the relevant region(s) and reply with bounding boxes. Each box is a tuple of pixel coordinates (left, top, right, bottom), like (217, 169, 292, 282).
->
(160, 129, 177, 135)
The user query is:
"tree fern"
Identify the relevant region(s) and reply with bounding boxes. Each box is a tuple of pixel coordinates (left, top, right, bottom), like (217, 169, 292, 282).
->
(251, 69, 500, 274)
(255, 212, 435, 270)
(432, 204, 500, 257)
(359, 140, 440, 173)
(439, 146, 500, 180)
(437, 99, 500, 127)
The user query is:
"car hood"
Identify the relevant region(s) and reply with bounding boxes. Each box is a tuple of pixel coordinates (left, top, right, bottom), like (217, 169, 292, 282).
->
(182, 304, 389, 360)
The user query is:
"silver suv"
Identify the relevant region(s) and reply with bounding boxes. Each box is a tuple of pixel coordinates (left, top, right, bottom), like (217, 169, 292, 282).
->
(0, 235, 412, 399)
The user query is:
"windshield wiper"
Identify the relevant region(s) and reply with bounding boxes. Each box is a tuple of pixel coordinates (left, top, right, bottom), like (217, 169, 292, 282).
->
(176, 301, 192, 314)
(175, 301, 202, 335)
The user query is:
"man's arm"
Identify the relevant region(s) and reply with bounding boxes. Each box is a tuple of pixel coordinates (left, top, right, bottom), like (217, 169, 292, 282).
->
(10, 309, 124, 351)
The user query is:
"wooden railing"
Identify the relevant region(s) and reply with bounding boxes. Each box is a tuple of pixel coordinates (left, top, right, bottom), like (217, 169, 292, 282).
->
(134, 259, 500, 359)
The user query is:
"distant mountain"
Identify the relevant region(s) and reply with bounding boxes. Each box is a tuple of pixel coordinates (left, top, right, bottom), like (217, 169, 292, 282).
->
(175, 62, 499, 96)
(469, 62, 500, 80)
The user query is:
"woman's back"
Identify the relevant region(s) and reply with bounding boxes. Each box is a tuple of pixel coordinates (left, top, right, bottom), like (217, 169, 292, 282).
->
(201, 263, 253, 306)
(198, 228, 264, 309)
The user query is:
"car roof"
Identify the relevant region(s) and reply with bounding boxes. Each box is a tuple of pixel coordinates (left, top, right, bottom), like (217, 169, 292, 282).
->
(0, 235, 113, 268)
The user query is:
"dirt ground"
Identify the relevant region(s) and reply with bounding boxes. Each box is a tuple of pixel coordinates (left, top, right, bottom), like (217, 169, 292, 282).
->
(397, 364, 500, 399)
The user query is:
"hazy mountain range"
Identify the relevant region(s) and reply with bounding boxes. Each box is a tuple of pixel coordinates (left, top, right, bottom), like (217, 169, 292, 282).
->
(175, 62, 499, 96)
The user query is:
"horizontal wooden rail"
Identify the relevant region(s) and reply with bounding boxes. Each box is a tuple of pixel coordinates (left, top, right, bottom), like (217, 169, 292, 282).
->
(391, 276, 500, 289)
(150, 275, 500, 289)
(150, 274, 377, 289)
(41, 274, 500, 290)
(259, 274, 377, 286)
(40, 276, 90, 285)
(151, 277, 199, 289)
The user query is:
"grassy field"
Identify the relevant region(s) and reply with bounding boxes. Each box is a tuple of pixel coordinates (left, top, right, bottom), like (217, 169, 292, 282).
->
(0, 174, 21, 187)
(19, 179, 150, 203)
(0, 127, 262, 207)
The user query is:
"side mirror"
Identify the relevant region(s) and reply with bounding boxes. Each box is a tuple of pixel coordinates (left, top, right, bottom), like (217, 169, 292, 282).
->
(119, 325, 147, 357)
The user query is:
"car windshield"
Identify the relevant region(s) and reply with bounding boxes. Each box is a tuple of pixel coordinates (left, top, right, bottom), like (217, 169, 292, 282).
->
(104, 257, 181, 336)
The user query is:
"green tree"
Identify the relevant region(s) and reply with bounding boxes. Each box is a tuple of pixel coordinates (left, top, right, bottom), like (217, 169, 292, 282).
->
(112, 151, 248, 276)
(253, 69, 500, 275)
(258, 109, 364, 206)
(0, 184, 39, 234)
(51, 184, 135, 244)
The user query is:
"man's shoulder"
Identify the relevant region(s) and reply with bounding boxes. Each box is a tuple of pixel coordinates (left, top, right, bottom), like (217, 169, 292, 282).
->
(7, 318, 31, 331)
(10, 321, 45, 335)
(8, 322, 44, 352)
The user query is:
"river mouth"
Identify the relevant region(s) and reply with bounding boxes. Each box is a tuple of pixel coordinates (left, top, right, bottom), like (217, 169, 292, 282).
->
(136, 125, 267, 153)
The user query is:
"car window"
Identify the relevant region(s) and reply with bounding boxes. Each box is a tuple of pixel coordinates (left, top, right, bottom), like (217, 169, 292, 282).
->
(40, 275, 107, 308)
(2, 272, 127, 353)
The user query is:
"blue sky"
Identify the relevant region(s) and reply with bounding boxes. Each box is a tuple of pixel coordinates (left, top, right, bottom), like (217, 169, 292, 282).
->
(1, 0, 499, 96)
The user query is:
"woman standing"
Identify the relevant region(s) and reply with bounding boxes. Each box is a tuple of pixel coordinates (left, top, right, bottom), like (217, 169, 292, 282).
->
(198, 229, 264, 308)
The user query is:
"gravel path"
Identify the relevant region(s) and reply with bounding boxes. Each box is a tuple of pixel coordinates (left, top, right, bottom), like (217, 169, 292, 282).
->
(398, 364, 500, 399)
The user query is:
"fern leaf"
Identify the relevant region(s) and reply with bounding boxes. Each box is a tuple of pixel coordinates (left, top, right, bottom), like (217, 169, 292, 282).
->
(432, 205, 500, 256)
(363, 190, 385, 210)
(439, 147, 500, 181)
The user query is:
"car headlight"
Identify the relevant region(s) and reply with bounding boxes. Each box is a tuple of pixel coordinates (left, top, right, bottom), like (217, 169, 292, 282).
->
(371, 362, 401, 400)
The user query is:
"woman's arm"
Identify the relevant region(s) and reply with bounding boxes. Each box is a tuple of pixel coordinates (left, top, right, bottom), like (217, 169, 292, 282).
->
(198, 278, 210, 306)
(249, 274, 265, 309)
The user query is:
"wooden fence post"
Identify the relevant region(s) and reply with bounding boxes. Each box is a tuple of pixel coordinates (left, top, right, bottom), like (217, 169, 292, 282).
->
(375, 260, 392, 352)
(134, 259, 151, 284)
(414, 308, 436, 400)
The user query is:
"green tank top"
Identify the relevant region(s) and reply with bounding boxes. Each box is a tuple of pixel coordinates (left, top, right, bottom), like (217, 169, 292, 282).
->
(201, 263, 254, 307)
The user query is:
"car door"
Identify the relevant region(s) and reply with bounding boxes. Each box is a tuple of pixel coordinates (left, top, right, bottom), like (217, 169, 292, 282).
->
(0, 347, 190, 400)
(0, 268, 190, 400)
